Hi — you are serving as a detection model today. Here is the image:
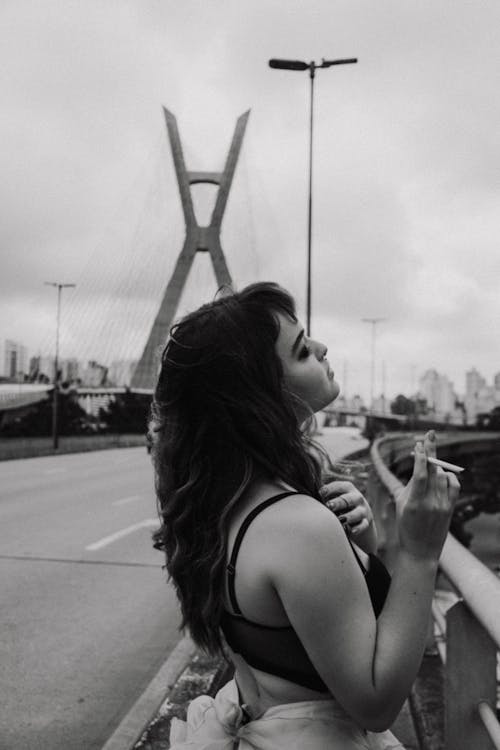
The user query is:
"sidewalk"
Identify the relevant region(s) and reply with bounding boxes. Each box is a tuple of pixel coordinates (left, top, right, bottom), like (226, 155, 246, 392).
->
(133, 648, 233, 750)
(109, 638, 424, 750)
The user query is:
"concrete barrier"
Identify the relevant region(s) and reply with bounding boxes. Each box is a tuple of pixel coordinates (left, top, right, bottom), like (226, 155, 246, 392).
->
(0, 433, 146, 461)
(369, 432, 500, 750)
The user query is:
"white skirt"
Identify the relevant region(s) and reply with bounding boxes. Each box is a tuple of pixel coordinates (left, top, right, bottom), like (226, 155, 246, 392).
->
(169, 678, 406, 750)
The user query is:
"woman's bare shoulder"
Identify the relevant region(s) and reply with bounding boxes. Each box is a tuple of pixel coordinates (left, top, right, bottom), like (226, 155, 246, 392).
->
(229, 481, 318, 523)
(259, 491, 341, 538)
(238, 489, 351, 586)
(226, 485, 335, 572)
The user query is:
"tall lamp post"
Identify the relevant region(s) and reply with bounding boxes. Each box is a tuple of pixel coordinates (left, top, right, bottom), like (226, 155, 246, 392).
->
(362, 317, 386, 413)
(45, 282, 76, 449)
(269, 56, 357, 336)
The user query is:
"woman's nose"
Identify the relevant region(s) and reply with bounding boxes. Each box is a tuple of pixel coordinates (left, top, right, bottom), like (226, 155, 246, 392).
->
(312, 340, 327, 360)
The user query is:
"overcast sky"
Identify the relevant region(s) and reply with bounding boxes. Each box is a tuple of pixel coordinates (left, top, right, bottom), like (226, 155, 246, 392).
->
(1, 0, 499, 400)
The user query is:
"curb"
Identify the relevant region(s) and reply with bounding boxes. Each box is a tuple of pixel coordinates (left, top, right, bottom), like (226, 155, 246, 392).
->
(100, 635, 198, 750)
(133, 650, 233, 749)
(409, 647, 445, 750)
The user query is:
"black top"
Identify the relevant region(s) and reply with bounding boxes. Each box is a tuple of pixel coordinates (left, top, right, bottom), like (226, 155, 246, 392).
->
(220, 491, 391, 692)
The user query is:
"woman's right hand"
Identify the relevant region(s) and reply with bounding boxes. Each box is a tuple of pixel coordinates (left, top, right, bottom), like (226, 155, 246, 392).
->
(397, 430, 461, 561)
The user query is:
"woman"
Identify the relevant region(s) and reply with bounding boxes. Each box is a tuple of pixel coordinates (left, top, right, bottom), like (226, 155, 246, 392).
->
(149, 282, 459, 749)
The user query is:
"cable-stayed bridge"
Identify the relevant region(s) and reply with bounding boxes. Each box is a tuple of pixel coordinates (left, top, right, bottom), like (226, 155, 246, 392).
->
(30, 106, 270, 389)
(2, 107, 495, 435)
(2, 97, 500, 749)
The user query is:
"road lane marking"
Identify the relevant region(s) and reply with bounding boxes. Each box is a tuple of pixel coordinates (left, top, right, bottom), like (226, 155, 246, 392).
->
(0, 553, 158, 568)
(44, 468, 67, 475)
(85, 519, 158, 551)
(112, 495, 142, 506)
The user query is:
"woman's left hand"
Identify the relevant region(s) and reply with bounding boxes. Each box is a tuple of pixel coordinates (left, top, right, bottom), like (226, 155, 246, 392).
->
(319, 480, 374, 538)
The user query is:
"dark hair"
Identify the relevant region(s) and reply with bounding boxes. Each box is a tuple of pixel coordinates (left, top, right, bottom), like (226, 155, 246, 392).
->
(150, 282, 326, 654)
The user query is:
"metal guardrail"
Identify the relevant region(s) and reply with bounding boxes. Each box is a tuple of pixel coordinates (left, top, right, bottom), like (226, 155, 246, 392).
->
(369, 434, 500, 750)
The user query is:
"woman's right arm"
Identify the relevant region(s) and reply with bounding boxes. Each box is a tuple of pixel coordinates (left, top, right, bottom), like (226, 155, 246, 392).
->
(269, 432, 459, 731)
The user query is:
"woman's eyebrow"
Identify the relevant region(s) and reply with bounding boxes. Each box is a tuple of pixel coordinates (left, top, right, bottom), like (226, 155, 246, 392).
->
(291, 329, 305, 355)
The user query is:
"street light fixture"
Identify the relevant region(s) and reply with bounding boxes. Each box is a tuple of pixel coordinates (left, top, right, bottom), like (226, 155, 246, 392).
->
(269, 56, 357, 336)
(44, 282, 76, 449)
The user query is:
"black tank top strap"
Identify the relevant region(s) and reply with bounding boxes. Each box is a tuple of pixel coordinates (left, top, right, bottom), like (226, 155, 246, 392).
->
(346, 537, 368, 575)
(227, 491, 301, 616)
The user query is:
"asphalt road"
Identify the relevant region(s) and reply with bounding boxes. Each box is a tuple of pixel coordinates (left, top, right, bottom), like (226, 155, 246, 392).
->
(0, 447, 181, 750)
(2, 429, 496, 750)
(0, 427, 368, 750)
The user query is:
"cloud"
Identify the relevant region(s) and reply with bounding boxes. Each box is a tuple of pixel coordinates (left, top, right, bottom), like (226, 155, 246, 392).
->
(1, 0, 499, 397)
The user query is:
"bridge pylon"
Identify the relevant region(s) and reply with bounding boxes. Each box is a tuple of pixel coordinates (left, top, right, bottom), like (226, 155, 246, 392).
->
(131, 107, 250, 390)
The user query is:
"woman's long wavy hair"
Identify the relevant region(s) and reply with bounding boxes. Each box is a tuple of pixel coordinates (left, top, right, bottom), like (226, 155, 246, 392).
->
(150, 282, 334, 654)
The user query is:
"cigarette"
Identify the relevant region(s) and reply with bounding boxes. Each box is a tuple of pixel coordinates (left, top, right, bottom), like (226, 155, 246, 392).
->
(410, 453, 465, 473)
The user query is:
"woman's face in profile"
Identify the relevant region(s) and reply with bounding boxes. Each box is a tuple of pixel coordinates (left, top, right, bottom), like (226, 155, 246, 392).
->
(274, 313, 340, 417)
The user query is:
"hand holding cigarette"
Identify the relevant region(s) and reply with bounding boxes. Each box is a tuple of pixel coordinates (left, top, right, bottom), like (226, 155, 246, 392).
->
(398, 431, 462, 560)
(410, 452, 465, 474)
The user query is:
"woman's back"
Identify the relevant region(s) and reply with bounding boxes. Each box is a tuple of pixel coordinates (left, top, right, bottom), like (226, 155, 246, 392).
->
(150, 282, 460, 747)
(221, 479, 375, 710)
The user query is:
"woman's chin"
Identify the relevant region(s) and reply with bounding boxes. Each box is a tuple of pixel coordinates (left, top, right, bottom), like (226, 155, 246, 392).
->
(329, 380, 340, 402)
(311, 384, 340, 414)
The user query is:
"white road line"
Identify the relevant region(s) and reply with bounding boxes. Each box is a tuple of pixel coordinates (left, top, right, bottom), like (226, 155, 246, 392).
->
(112, 495, 142, 507)
(44, 468, 67, 475)
(85, 519, 158, 551)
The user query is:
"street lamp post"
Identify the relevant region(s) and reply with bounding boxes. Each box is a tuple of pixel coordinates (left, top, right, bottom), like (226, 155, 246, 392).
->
(269, 56, 357, 336)
(362, 317, 386, 413)
(44, 282, 76, 449)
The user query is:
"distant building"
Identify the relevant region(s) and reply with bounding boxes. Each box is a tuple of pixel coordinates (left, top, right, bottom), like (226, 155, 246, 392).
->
(324, 393, 366, 428)
(60, 358, 81, 383)
(107, 359, 138, 387)
(372, 394, 389, 414)
(2, 340, 28, 381)
(418, 369, 458, 423)
(349, 394, 366, 413)
(29, 355, 55, 382)
(29, 356, 83, 384)
(465, 367, 495, 424)
(466, 368, 486, 399)
(81, 360, 108, 387)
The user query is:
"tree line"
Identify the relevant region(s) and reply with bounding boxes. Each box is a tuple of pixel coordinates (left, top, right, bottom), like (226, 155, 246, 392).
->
(0, 389, 152, 437)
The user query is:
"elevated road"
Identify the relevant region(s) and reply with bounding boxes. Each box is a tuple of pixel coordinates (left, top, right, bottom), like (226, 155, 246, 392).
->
(0, 427, 369, 749)
(2, 428, 496, 749)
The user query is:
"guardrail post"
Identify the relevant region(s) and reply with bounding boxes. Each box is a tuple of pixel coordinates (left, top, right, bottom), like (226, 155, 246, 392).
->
(445, 600, 497, 750)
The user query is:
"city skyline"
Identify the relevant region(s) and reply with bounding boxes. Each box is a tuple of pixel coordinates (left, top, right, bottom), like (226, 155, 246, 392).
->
(3, 336, 499, 410)
(1, 2, 500, 401)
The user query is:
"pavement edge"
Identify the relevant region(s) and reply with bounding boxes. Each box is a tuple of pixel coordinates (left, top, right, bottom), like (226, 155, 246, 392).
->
(409, 647, 445, 750)
(100, 635, 198, 750)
